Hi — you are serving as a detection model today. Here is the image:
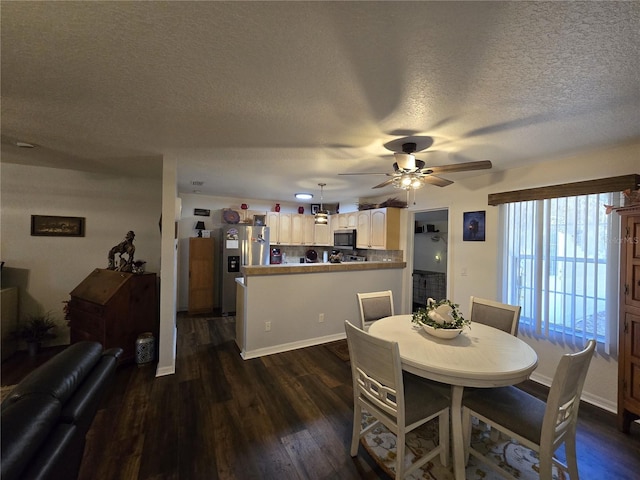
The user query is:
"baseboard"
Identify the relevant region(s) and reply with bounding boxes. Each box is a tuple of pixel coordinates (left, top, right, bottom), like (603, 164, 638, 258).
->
(155, 365, 176, 377)
(242, 332, 347, 360)
(529, 372, 617, 414)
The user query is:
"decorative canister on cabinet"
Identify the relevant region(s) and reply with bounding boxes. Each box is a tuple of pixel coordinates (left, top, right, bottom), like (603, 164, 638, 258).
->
(135, 332, 155, 365)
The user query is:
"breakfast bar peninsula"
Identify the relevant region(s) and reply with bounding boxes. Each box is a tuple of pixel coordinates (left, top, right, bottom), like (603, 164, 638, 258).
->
(236, 261, 406, 359)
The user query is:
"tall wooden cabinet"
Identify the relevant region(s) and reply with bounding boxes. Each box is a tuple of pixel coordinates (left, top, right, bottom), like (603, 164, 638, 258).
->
(188, 237, 215, 314)
(69, 268, 158, 363)
(617, 206, 640, 432)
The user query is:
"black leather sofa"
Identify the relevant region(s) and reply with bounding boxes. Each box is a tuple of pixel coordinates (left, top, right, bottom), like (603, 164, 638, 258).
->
(1, 341, 122, 480)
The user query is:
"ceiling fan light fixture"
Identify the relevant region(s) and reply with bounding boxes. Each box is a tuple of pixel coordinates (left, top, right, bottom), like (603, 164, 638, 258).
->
(392, 173, 425, 190)
(295, 193, 313, 200)
(411, 177, 424, 189)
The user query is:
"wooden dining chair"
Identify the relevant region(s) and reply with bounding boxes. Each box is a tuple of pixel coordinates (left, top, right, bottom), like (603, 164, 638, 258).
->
(469, 296, 521, 336)
(356, 290, 394, 331)
(344, 320, 449, 479)
(462, 339, 596, 480)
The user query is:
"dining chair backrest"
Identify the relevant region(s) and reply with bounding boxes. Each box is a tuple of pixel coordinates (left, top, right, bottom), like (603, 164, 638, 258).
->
(462, 339, 596, 480)
(357, 290, 394, 331)
(345, 319, 404, 421)
(541, 339, 596, 453)
(344, 320, 450, 479)
(469, 296, 521, 336)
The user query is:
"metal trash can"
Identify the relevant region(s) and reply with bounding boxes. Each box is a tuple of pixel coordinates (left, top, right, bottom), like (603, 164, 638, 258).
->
(135, 332, 155, 365)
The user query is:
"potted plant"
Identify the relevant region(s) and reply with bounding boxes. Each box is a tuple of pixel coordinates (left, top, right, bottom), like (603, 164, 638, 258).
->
(13, 312, 57, 356)
(412, 298, 471, 339)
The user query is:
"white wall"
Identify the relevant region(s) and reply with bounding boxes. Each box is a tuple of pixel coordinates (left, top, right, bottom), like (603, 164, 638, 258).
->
(1, 162, 162, 346)
(406, 141, 639, 412)
(242, 267, 404, 358)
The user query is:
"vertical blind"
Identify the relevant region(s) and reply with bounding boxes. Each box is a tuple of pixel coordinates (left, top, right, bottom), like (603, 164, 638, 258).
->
(500, 192, 620, 353)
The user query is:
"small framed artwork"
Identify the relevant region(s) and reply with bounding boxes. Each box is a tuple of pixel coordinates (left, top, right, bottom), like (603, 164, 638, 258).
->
(194, 208, 210, 216)
(463, 211, 486, 241)
(31, 215, 85, 237)
(253, 214, 266, 226)
(311, 204, 321, 214)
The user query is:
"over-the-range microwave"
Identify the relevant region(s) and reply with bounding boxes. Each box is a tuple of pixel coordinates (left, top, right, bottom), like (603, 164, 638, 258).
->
(333, 229, 357, 249)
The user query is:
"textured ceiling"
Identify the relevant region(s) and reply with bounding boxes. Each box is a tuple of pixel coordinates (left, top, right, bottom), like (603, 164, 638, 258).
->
(1, 1, 638, 204)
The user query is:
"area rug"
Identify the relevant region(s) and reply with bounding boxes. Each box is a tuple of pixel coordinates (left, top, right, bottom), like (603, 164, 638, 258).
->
(360, 412, 565, 480)
(0, 384, 16, 402)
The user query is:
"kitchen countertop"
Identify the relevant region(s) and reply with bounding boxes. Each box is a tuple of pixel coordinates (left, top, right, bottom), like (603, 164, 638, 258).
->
(241, 261, 406, 276)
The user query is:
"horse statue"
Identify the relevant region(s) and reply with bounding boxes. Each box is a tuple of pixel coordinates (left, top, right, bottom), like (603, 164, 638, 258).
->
(107, 230, 136, 272)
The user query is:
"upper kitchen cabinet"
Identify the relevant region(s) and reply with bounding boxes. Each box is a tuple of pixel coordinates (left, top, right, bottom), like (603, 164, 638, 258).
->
(331, 212, 357, 236)
(267, 212, 330, 246)
(314, 223, 331, 246)
(267, 212, 292, 245)
(356, 208, 401, 250)
(290, 214, 314, 245)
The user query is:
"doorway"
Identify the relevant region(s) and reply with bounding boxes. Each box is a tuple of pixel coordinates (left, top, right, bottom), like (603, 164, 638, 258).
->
(412, 209, 448, 311)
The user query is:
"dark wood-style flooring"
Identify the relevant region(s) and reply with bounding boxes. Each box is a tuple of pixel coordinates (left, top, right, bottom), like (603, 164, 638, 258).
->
(3, 313, 640, 479)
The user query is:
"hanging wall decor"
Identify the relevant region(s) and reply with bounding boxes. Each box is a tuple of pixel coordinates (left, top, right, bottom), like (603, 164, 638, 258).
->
(463, 211, 485, 241)
(31, 215, 85, 237)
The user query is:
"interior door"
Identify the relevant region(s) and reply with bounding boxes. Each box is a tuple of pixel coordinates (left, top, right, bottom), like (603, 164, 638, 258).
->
(412, 209, 449, 311)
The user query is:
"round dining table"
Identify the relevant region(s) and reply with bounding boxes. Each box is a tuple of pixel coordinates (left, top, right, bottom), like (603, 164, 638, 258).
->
(369, 315, 538, 480)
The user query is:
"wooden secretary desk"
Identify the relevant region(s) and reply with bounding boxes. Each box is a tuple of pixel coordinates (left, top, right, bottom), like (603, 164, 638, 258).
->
(69, 268, 159, 363)
(617, 205, 640, 432)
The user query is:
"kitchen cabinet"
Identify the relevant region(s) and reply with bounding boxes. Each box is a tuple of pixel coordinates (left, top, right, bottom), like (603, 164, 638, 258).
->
(302, 215, 315, 245)
(69, 269, 158, 363)
(617, 206, 640, 432)
(356, 211, 372, 248)
(188, 237, 215, 314)
(267, 212, 292, 245)
(239, 209, 267, 224)
(314, 223, 331, 246)
(289, 214, 313, 245)
(268, 213, 331, 246)
(356, 208, 401, 250)
(331, 212, 356, 235)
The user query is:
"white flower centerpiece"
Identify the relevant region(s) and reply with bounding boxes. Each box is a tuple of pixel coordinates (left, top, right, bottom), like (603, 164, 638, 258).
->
(412, 298, 471, 339)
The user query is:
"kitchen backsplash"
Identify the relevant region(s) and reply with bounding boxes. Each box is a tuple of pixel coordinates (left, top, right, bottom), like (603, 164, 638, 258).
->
(275, 246, 403, 263)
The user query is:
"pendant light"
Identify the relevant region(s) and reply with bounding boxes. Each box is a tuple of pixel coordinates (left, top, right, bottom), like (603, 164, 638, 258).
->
(314, 183, 328, 225)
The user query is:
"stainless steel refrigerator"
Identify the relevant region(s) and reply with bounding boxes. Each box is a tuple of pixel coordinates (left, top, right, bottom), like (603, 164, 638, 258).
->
(220, 225, 270, 315)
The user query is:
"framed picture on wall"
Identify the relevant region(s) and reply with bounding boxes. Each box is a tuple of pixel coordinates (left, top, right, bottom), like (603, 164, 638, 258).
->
(462, 211, 485, 241)
(311, 204, 321, 214)
(31, 215, 85, 237)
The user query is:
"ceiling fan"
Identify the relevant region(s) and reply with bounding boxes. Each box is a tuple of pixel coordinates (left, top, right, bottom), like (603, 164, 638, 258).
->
(340, 141, 492, 190)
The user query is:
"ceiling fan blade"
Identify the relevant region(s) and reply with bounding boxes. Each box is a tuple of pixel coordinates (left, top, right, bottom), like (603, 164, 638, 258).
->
(372, 178, 394, 189)
(338, 172, 390, 176)
(421, 175, 454, 187)
(420, 160, 492, 174)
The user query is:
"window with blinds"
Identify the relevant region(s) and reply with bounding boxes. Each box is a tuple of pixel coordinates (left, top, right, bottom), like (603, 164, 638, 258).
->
(500, 192, 620, 351)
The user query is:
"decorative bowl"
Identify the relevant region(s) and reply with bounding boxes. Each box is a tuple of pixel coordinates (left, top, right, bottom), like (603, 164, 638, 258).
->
(423, 324, 463, 339)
